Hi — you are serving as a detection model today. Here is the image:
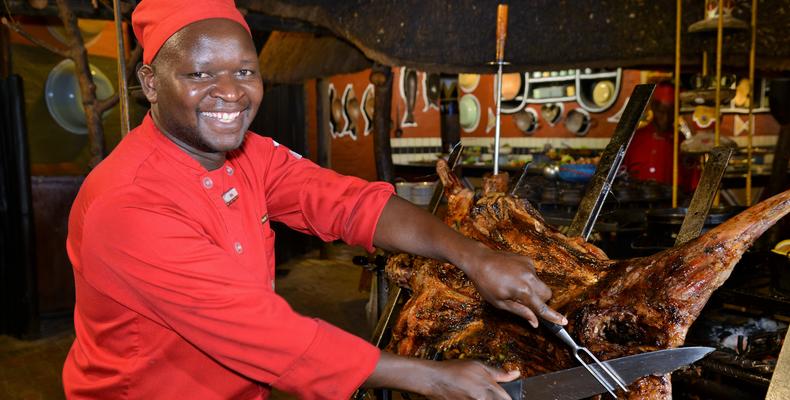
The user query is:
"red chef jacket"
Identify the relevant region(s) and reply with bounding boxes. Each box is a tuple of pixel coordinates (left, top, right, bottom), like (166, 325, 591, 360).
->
(623, 123, 677, 185)
(63, 114, 393, 399)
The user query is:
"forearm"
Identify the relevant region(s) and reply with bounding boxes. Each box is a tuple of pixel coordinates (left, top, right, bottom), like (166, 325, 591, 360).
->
(361, 352, 435, 394)
(362, 352, 517, 399)
(372, 195, 567, 326)
(372, 196, 488, 273)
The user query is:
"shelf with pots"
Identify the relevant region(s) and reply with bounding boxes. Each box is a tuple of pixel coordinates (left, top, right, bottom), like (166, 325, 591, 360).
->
(678, 76, 771, 114)
(498, 68, 623, 114)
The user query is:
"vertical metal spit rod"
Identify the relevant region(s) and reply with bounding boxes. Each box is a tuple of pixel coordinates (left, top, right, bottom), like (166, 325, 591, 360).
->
(492, 4, 508, 175)
(567, 84, 656, 240)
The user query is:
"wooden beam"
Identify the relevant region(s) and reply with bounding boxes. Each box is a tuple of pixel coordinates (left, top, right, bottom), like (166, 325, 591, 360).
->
(371, 64, 393, 183)
(0, 23, 10, 79)
(5, 0, 128, 20)
(315, 78, 330, 168)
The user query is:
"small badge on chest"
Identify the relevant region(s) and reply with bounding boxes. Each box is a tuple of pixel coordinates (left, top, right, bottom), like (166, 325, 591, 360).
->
(222, 187, 239, 206)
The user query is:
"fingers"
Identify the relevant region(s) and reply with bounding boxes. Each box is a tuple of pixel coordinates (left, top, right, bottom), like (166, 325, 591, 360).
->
(493, 368, 520, 383)
(482, 364, 519, 400)
(531, 277, 553, 301)
(503, 300, 538, 328)
(533, 302, 567, 326)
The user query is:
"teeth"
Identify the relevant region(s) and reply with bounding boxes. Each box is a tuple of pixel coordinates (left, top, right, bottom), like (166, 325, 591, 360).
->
(202, 111, 241, 122)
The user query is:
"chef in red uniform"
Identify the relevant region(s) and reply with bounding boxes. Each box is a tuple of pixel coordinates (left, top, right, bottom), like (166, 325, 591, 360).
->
(62, 1, 566, 398)
(623, 83, 680, 185)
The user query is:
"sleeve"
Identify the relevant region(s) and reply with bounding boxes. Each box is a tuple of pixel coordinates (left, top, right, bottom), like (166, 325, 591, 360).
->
(79, 192, 380, 399)
(259, 139, 394, 253)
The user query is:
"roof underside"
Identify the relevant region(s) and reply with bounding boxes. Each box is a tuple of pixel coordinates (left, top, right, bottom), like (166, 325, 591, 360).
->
(242, 0, 790, 82)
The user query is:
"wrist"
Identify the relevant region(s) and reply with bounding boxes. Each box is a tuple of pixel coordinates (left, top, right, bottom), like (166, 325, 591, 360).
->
(450, 239, 492, 279)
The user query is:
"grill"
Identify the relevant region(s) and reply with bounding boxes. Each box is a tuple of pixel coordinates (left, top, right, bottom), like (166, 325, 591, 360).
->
(676, 252, 790, 399)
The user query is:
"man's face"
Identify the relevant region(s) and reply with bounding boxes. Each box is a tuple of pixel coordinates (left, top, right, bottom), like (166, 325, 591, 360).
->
(651, 100, 674, 134)
(141, 19, 263, 155)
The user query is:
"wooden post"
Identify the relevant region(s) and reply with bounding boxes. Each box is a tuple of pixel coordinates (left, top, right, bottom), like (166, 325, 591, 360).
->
(0, 23, 10, 78)
(370, 64, 394, 183)
(316, 78, 331, 260)
(112, 0, 130, 136)
(55, 0, 106, 167)
(316, 78, 330, 168)
(439, 74, 460, 153)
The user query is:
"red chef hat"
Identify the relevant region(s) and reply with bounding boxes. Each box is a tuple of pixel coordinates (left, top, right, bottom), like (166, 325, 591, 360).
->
(132, 0, 251, 64)
(652, 82, 675, 105)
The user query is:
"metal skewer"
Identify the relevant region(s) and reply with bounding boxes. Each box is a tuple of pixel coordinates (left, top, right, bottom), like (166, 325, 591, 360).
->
(490, 4, 509, 175)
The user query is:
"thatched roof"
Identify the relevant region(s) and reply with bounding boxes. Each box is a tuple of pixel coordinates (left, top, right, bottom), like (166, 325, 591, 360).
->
(241, 0, 790, 81)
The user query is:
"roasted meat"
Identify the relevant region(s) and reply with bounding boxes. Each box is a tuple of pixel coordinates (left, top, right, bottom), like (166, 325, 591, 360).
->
(386, 159, 790, 399)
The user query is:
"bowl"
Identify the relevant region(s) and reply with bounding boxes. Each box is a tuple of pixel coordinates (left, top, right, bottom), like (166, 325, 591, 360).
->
(45, 59, 115, 134)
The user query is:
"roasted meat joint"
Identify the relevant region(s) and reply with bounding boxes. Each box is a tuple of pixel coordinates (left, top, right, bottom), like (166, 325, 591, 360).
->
(386, 160, 790, 399)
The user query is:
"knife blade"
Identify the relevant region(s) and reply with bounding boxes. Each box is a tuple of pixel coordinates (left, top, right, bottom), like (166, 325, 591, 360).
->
(500, 346, 713, 400)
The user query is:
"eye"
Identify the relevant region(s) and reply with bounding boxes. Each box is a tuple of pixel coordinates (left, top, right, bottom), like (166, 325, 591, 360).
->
(188, 72, 210, 79)
(237, 69, 256, 77)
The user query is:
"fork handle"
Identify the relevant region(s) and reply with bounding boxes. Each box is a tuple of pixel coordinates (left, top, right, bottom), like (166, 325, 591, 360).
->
(540, 318, 578, 350)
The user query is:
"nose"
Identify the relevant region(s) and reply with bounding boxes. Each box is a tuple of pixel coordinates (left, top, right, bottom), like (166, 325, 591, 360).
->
(209, 75, 244, 102)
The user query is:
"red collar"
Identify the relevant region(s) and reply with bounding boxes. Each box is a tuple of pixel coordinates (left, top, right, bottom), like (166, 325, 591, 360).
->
(141, 113, 208, 175)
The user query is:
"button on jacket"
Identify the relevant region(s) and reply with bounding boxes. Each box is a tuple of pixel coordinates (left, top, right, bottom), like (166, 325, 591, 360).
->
(63, 114, 394, 399)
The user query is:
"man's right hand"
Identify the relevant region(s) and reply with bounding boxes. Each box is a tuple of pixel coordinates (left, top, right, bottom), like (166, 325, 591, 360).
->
(362, 352, 519, 400)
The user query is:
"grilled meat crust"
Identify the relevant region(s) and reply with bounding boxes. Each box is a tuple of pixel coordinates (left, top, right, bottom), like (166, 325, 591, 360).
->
(386, 159, 790, 399)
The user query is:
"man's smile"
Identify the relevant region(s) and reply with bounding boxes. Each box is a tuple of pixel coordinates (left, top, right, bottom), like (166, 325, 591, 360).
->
(200, 111, 242, 123)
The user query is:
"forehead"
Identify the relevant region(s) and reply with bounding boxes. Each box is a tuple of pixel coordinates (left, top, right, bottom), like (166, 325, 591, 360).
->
(156, 18, 255, 65)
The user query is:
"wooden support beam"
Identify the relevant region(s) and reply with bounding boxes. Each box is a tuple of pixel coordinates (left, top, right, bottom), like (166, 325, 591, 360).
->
(315, 78, 330, 168)
(5, 0, 128, 20)
(370, 64, 393, 183)
(0, 23, 10, 79)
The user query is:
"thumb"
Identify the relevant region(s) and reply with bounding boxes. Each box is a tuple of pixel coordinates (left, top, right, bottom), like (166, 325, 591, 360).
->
(492, 368, 521, 383)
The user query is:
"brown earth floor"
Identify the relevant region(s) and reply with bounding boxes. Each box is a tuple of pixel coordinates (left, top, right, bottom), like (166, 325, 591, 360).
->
(0, 243, 374, 400)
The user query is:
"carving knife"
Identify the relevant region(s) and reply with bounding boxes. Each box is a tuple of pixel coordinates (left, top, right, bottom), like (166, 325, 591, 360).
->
(499, 346, 714, 400)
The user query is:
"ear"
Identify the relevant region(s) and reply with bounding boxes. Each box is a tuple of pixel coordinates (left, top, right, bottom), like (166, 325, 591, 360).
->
(137, 64, 158, 104)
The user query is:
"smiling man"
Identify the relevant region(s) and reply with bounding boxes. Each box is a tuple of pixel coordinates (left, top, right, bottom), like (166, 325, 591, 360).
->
(61, 0, 565, 399)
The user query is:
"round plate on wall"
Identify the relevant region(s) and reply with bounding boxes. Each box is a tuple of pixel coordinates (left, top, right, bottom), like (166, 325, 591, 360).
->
(45, 59, 115, 135)
(459, 94, 481, 132)
(458, 73, 480, 93)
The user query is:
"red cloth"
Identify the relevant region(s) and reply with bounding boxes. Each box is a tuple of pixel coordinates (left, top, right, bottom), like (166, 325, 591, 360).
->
(132, 0, 250, 64)
(652, 83, 675, 104)
(623, 123, 678, 185)
(63, 114, 393, 399)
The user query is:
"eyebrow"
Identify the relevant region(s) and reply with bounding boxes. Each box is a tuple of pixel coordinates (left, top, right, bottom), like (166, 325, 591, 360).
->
(193, 59, 258, 67)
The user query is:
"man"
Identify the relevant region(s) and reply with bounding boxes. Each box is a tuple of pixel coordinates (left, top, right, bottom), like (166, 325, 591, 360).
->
(623, 83, 680, 185)
(62, 0, 565, 398)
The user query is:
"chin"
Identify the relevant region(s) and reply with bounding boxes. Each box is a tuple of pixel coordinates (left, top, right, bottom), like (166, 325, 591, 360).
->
(211, 135, 246, 152)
